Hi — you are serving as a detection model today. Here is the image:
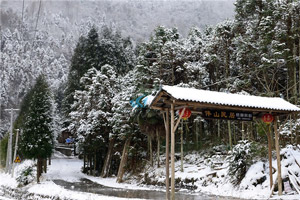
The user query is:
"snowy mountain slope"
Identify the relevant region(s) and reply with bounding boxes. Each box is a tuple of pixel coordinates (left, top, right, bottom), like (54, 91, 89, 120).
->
(0, 0, 235, 131)
(1, 0, 235, 42)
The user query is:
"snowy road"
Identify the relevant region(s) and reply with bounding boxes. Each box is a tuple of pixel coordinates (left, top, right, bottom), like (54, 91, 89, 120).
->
(46, 157, 207, 199)
(45, 156, 240, 199)
(0, 155, 245, 199)
(2, 155, 299, 199)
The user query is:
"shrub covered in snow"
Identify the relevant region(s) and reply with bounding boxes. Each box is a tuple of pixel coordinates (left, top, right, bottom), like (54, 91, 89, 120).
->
(16, 160, 36, 187)
(227, 140, 262, 187)
(240, 161, 266, 190)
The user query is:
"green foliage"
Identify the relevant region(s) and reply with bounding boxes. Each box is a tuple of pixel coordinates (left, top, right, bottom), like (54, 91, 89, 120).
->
(0, 134, 8, 167)
(63, 26, 135, 116)
(136, 108, 162, 126)
(99, 26, 135, 75)
(256, 121, 269, 139)
(14, 86, 35, 130)
(19, 75, 54, 160)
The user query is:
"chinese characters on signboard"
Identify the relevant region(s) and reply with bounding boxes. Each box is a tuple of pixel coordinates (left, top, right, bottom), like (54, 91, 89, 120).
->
(203, 110, 253, 121)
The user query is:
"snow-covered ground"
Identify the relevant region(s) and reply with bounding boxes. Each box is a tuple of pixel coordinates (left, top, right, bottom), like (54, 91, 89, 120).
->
(0, 152, 145, 200)
(126, 145, 300, 200)
(1, 148, 300, 200)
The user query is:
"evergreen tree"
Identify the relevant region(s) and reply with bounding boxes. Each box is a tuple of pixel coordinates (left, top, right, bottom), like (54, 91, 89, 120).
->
(69, 65, 117, 174)
(63, 33, 97, 115)
(63, 26, 135, 116)
(19, 75, 54, 183)
(183, 27, 209, 89)
(99, 26, 135, 75)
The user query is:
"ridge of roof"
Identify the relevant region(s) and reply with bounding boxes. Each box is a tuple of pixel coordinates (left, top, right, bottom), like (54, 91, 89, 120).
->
(160, 85, 300, 112)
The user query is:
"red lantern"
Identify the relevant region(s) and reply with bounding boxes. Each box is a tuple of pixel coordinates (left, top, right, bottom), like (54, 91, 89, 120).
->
(262, 114, 274, 124)
(179, 108, 191, 120)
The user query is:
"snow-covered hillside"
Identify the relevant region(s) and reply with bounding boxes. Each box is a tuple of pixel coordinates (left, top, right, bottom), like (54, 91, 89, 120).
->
(0, 0, 235, 131)
(1, 0, 235, 42)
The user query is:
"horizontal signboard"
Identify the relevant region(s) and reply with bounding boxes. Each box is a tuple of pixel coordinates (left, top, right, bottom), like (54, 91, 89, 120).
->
(203, 110, 253, 121)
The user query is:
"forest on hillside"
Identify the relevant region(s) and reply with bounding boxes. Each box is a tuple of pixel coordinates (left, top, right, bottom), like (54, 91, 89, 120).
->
(1, 0, 300, 184)
(0, 0, 234, 131)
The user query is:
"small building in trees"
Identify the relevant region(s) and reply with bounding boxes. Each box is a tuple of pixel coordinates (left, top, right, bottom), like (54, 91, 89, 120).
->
(150, 85, 300, 200)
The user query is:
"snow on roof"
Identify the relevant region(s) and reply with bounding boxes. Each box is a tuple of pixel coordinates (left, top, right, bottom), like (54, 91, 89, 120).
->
(159, 85, 300, 112)
(143, 95, 155, 106)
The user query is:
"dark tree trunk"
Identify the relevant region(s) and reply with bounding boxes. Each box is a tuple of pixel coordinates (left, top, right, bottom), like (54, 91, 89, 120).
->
(89, 155, 92, 175)
(83, 154, 86, 172)
(37, 158, 42, 183)
(101, 139, 115, 177)
(43, 159, 47, 173)
(148, 134, 153, 166)
(94, 153, 96, 176)
(117, 137, 131, 183)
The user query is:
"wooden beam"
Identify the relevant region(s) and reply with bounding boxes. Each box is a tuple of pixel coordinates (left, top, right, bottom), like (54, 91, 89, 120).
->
(170, 104, 175, 200)
(151, 106, 166, 111)
(267, 123, 273, 189)
(174, 105, 188, 110)
(150, 91, 165, 107)
(164, 109, 170, 200)
(163, 112, 167, 131)
(274, 116, 282, 195)
(191, 111, 203, 115)
(174, 108, 185, 131)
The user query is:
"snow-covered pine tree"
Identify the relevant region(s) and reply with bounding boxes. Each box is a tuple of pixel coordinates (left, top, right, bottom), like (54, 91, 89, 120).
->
(98, 26, 135, 75)
(110, 70, 146, 180)
(63, 26, 135, 116)
(19, 75, 54, 183)
(63, 33, 96, 115)
(69, 65, 117, 175)
(183, 26, 208, 89)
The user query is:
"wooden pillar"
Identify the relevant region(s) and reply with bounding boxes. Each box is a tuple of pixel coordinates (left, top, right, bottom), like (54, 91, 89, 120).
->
(267, 123, 273, 189)
(157, 128, 160, 168)
(290, 115, 293, 144)
(217, 120, 220, 139)
(117, 138, 131, 183)
(196, 120, 199, 150)
(180, 121, 184, 172)
(274, 117, 282, 195)
(200, 121, 203, 147)
(242, 122, 245, 140)
(228, 121, 232, 149)
(164, 109, 170, 200)
(170, 104, 175, 200)
(233, 123, 237, 144)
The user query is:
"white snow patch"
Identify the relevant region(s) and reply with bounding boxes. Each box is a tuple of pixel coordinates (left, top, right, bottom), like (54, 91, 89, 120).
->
(0, 172, 18, 188)
(45, 157, 85, 182)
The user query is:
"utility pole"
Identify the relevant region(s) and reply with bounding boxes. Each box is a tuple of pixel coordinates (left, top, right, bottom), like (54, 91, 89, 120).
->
(4, 108, 19, 174)
(0, 14, 2, 169)
(11, 129, 20, 177)
(0, 132, 2, 169)
(0, 95, 1, 168)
